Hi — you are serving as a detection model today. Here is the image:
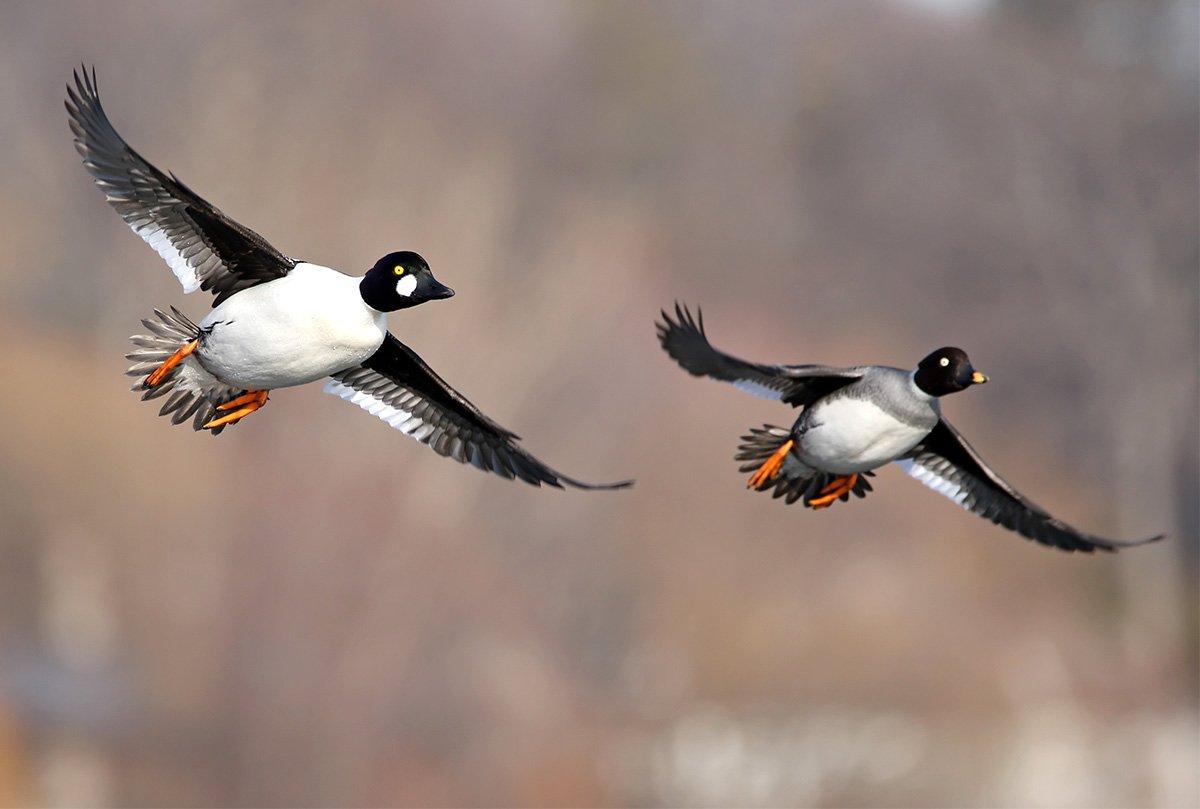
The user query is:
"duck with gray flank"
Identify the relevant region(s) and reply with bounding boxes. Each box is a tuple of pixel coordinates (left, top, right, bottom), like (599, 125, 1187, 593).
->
(67, 67, 630, 491)
(657, 304, 1161, 553)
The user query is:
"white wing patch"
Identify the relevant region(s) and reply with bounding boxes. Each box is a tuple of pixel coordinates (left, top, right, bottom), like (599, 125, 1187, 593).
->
(732, 379, 783, 401)
(138, 220, 202, 292)
(324, 379, 437, 442)
(896, 458, 970, 509)
(395, 274, 418, 297)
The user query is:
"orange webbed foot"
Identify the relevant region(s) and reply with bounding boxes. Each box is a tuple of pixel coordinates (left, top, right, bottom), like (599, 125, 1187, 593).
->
(203, 390, 269, 429)
(747, 439, 795, 489)
(145, 339, 198, 387)
(807, 473, 859, 509)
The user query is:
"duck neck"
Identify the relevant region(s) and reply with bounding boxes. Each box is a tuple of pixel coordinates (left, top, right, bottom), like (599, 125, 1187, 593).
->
(909, 370, 937, 402)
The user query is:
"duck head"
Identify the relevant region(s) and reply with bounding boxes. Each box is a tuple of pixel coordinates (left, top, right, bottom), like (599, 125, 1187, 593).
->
(913, 347, 988, 397)
(360, 251, 454, 312)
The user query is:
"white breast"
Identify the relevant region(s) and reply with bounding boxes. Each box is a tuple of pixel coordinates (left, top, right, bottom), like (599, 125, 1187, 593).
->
(799, 397, 929, 473)
(197, 263, 387, 390)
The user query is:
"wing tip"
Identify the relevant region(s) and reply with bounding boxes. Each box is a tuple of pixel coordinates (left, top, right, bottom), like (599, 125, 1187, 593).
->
(67, 62, 99, 105)
(657, 301, 715, 376)
(656, 301, 704, 339)
(561, 477, 636, 492)
(1091, 532, 1166, 552)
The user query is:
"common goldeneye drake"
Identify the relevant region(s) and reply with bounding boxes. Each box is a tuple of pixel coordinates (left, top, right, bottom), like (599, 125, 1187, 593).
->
(658, 305, 1161, 552)
(67, 67, 630, 490)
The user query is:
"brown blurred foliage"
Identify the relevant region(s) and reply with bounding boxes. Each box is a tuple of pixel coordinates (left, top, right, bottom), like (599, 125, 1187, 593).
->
(0, 1, 1196, 806)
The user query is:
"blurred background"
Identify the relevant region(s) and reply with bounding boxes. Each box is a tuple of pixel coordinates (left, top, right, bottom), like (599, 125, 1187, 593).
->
(0, 1, 1196, 806)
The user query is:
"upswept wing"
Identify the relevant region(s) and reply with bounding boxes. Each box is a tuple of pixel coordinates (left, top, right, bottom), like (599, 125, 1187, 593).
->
(66, 66, 294, 304)
(657, 304, 863, 407)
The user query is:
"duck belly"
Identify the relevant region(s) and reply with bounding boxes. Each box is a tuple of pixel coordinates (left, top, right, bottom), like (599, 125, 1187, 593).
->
(799, 398, 928, 474)
(196, 264, 386, 390)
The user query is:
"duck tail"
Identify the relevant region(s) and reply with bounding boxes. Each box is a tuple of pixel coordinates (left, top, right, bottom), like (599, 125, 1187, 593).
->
(736, 424, 811, 504)
(736, 424, 795, 467)
(124, 307, 244, 434)
(735, 424, 875, 506)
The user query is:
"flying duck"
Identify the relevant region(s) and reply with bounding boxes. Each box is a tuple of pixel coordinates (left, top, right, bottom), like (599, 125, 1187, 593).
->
(657, 304, 1161, 552)
(66, 67, 630, 490)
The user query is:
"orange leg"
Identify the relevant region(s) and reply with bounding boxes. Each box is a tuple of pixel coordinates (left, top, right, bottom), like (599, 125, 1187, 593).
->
(807, 473, 859, 509)
(144, 339, 198, 387)
(203, 390, 270, 429)
(747, 439, 795, 489)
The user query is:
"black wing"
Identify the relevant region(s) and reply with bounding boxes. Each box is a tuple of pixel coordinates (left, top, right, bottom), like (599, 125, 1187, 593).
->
(326, 334, 633, 490)
(899, 419, 1163, 553)
(66, 66, 295, 305)
(657, 304, 864, 407)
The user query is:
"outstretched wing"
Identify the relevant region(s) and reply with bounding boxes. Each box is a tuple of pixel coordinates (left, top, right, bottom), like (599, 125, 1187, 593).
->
(898, 419, 1163, 553)
(66, 66, 295, 305)
(657, 304, 864, 407)
(326, 334, 633, 490)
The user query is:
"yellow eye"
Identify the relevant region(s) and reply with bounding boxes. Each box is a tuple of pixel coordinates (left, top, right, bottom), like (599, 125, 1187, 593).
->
(393, 265, 405, 276)
(939, 357, 950, 367)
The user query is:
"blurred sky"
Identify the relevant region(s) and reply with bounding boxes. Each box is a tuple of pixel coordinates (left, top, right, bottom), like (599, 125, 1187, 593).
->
(0, 1, 1197, 807)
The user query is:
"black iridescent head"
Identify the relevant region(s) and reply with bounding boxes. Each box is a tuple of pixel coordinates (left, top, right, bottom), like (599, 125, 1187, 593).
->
(913, 347, 988, 397)
(360, 251, 454, 312)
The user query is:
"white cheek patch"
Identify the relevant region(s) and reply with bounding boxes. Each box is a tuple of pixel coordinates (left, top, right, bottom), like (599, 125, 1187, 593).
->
(395, 274, 418, 297)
